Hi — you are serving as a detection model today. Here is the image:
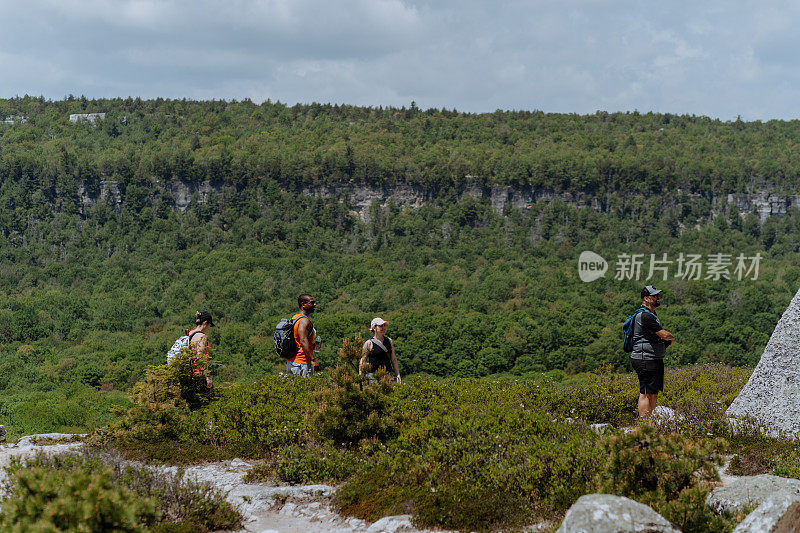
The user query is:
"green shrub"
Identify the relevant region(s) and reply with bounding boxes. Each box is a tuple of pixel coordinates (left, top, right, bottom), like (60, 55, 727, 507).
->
(595, 424, 724, 499)
(770, 444, 800, 478)
(244, 444, 363, 484)
(89, 349, 215, 455)
(132, 348, 213, 411)
(648, 485, 737, 533)
(334, 406, 601, 531)
(83, 364, 758, 531)
(660, 365, 751, 411)
(90, 401, 189, 449)
(4, 450, 243, 532)
(558, 371, 640, 426)
(726, 433, 800, 476)
(1, 460, 157, 532)
(195, 376, 320, 450)
(594, 424, 736, 532)
(312, 335, 397, 447)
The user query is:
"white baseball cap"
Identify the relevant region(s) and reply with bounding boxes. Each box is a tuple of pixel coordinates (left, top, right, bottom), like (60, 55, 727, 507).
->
(370, 317, 388, 329)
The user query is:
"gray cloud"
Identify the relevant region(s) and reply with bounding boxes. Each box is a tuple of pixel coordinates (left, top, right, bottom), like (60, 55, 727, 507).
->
(1, 0, 800, 119)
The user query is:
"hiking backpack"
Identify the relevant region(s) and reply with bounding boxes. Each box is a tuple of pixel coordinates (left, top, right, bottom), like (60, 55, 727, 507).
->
(167, 330, 200, 363)
(274, 315, 307, 359)
(622, 308, 655, 353)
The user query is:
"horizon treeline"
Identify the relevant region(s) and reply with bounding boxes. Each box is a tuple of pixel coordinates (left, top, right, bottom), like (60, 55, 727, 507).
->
(0, 96, 797, 435)
(2, 95, 800, 198)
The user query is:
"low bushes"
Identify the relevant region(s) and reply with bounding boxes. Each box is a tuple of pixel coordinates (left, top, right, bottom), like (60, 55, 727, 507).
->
(2, 449, 242, 532)
(2, 461, 156, 532)
(244, 444, 364, 485)
(84, 359, 764, 531)
(595, 424, 734, 532)
(334, 406, 599, 531)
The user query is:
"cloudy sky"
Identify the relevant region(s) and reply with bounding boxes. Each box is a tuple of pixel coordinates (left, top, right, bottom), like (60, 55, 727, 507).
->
(2, 0, 799, 120)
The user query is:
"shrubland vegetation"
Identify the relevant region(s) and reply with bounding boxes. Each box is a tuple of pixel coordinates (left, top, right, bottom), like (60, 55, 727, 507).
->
(1, 449, 242, 532)
(89, 349, 775, 532)
(0, 97, 798, 439)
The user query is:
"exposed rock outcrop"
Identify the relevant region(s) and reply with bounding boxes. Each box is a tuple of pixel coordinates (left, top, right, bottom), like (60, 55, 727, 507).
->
(73, 176, 800, 221)
(706, 474, 800, 514)
(726, 288, 800, 435)
(556, 494, 679, 533)
(733, 491, 800, 533)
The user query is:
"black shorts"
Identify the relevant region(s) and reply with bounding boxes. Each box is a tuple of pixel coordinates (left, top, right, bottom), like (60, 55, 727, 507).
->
(630, 357, 664, 394)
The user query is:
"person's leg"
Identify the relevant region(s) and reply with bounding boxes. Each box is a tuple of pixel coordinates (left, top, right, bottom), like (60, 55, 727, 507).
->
(647, 393, 658, 413)
(286, 361, 302, 377)
(638, 393, 651, 418)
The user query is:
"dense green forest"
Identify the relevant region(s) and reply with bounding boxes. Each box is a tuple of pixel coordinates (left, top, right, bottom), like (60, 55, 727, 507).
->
(0, 96, 798, 436)
(3, 95, 800, 194)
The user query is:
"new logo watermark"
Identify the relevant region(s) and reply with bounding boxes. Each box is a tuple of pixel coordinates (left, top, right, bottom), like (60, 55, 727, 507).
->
(578, 252, 762, 282)
(578, 251, 608, 282)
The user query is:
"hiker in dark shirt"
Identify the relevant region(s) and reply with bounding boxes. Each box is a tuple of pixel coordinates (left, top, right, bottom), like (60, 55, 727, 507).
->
(359, 317, 401, 383)
(630, 286, 675, 418)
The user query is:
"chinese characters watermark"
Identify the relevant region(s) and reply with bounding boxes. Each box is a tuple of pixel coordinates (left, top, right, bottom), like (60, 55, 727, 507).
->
(578, 251, 761, 282)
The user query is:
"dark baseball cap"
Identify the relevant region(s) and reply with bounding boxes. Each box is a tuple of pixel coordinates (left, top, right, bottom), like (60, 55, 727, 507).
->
(197, 311, 215, 327)
(641, 285, 663, 298)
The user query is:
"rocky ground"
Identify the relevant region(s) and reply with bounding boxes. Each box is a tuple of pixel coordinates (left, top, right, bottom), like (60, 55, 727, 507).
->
(0, 434, 443, 533)
(179, 458, 423, 533)
(0, 431, 751, 533)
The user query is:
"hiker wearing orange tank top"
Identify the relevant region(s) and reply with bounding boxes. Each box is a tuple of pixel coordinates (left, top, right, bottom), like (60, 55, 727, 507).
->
(286, 294, 320, 377)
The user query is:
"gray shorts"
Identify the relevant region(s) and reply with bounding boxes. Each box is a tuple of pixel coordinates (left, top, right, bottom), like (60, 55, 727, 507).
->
(286, 361, 314, 377)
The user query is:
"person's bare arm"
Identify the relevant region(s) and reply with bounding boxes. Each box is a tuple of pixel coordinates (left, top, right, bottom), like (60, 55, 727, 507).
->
(297, 319, 315, 362)
(197, 335, 209, 355)
(655, 329, 675, 342)
(360, 341, 371, 374)
(389, 339, 401, 383)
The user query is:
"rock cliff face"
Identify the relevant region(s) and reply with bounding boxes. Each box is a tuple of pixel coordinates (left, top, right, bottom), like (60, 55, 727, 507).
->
(76, 178, 800, 221)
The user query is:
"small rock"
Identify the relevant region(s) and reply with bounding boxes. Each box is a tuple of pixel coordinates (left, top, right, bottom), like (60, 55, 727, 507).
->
(367, 514, 415, 532)
(230, 458, 251, 469)
(15, 436, 35, 448)
(348, 516, 366, 528)
(279, 502, 297, 516)
(734, 491, 800, 532)
(556, 494, 679, 533)
(590, 423, 611, 435)
(707, 475, 800, 514)
(650, 405, 684, 422)
(14, 432, 85, 448)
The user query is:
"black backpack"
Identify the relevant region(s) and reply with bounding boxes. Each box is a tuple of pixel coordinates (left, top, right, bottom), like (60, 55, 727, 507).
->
(622, 307, 655, 353)
(274, 315, 307, 359)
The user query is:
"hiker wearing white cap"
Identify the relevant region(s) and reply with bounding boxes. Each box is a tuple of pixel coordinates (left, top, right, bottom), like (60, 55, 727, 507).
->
(360, 317, 401, 383)
(630, 285, 675, 418)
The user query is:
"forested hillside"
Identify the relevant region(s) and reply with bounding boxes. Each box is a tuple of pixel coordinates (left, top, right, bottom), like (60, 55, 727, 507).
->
(0, 96, 798, 436)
